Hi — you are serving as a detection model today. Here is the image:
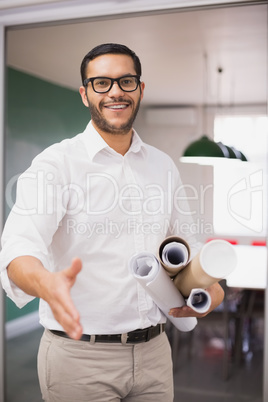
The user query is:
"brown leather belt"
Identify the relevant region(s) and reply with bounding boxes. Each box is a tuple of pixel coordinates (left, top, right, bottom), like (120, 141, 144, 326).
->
(50, 323, 165, 344)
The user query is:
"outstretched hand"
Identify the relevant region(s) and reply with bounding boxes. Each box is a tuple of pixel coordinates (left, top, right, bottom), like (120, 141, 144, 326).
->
(44, 257, 83, 340)
(7, 255, 83, 340)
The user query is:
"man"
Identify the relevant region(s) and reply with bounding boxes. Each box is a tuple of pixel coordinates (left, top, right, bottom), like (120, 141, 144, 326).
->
(0, 43, 224, 401)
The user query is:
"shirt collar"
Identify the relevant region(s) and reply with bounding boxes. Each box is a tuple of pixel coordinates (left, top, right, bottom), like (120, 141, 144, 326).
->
(81, 121, 109, 160)
(129, 129, 147, 157)
(81, 120, 147, 160)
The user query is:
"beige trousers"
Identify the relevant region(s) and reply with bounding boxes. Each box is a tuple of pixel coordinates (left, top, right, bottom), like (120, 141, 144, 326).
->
(37, 329, 174, 402)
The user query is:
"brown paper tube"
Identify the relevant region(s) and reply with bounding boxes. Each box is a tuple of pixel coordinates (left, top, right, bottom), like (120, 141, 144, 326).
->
(173, 239, 237, 297)
(158, 236, 191, 277)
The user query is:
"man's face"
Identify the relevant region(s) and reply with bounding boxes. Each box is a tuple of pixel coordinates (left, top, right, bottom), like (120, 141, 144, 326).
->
(79, 54, 145, 136)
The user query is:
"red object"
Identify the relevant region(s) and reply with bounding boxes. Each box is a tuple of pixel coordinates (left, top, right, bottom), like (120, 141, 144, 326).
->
(251, 241, 266, 246)
(206, 238, 238, 245)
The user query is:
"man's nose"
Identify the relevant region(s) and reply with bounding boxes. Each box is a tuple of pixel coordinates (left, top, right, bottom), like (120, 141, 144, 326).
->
(108, 81, 125, 97)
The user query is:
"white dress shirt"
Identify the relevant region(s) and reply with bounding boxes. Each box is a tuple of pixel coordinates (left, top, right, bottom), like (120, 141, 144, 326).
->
(0, 121, 200, 335)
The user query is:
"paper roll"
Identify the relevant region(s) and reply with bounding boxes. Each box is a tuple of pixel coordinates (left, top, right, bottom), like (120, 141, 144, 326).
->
(129, 252, 197, 332)
(186, 288, 212, 314)
(158, 236, 191, 277)
(173, 239, 237, 297)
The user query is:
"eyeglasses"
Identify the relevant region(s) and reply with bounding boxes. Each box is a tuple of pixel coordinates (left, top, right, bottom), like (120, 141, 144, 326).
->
(83, 75, 141, 93)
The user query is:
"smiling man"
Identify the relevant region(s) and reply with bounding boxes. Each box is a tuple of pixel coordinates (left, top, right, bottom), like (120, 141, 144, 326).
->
(80, 54, 143, 136)
(79, 47, 145, 155)
(0, 43, 224, 402)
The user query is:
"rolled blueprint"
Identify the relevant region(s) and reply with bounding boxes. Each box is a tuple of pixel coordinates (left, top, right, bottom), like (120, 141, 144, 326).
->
(158, 236, 191, 277)
(173, 239, 237, 297)
(186, 288, 212, 314)
(129, 252, 197, 332)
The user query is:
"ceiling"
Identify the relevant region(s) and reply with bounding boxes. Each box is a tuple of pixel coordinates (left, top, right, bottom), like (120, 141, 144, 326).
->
(6, 2, 267, 106)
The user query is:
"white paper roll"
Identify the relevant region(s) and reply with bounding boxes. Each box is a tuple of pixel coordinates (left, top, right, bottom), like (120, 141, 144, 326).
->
(162, 242, 189, 268)
(159, 236, 191, 276)
(186, 288, 212, 314)
(129, 252, 197, 332)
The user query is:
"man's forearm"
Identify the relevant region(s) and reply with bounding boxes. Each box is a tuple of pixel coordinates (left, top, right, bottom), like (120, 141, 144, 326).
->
(206, 282, 225, 312)
(7, 255, 52, 300)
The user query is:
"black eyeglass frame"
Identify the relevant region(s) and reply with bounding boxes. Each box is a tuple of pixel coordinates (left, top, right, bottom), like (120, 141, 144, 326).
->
(83, 75, 141, 93)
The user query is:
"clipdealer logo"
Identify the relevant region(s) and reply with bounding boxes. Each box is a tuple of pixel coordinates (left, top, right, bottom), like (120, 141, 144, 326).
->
(227, 169, 264, 233)
(5, 170, 213, 218)
(66, 217, 214, 239)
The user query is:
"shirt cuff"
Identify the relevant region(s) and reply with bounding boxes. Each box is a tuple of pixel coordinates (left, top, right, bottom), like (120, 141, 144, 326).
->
(0, 266, 36, 308)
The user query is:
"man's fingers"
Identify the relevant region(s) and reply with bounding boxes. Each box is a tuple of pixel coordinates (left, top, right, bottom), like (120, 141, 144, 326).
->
(52, 302, 83, 340)
(45, 258, 84, 339)
(50, 282, 82, 338)
(60, 311, 83, 340)
(169, 306, 206, 318)
(54, 278, 81, 322)
(48, 259, 83, 337)
(65, 257, 82, 280)
(169, 306, 187, 316)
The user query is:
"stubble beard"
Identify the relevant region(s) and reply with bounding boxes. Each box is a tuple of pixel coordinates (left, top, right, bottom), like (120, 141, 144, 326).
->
(86, 95, 141, 136)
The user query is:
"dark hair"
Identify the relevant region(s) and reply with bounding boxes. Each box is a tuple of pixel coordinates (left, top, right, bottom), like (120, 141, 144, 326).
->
(80, 43, 142, 85)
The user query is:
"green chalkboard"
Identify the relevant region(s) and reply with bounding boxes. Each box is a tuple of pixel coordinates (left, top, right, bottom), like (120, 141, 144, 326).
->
(6, 67, 89, 149)
(5, 67, 90, 322)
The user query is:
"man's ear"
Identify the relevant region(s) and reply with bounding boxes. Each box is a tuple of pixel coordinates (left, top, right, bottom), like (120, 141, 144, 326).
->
(79, 86, 89, 107)
(140, 81, 145, 101)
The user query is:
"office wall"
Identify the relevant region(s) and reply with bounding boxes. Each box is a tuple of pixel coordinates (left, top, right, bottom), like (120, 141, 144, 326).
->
(5, 67, 89, 322)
